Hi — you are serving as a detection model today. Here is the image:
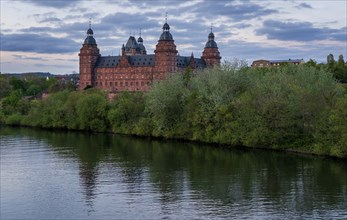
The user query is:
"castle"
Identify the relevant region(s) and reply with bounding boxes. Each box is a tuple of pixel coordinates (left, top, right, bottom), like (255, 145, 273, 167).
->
(79, 19, 221, 91)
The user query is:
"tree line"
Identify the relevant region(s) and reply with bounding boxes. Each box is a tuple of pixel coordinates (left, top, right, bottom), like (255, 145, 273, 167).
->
(1, 61, 346, 158)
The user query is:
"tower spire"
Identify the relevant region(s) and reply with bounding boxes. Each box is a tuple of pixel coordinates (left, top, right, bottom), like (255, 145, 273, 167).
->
(139, 28, 141, 37)
(89, 18, 91, 29)
(211, 23, 213, 33)
(165, 12, 168, 23)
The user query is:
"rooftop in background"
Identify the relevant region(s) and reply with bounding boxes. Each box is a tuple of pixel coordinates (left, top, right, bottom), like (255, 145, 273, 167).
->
(251, 59, 305, 67)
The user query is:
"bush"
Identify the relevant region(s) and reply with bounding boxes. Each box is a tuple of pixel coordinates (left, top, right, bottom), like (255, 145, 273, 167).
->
(5, 113, 23, 125)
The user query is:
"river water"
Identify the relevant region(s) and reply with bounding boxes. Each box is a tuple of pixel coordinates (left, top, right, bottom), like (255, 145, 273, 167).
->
(1, 127, 346, 219)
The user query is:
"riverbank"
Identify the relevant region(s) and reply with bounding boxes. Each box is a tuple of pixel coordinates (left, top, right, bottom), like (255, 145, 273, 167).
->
(1, 64, 346, 158)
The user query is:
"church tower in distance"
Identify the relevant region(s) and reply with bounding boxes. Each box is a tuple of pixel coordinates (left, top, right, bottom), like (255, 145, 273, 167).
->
(154, 17, 178, 79)
(202, 29, 221, 67)
(79, 23, 100, 90)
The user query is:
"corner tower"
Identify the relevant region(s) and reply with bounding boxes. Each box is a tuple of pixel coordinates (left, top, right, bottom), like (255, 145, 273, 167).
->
(154, 16, 178, 78)
(79, 22, 100, 90)
(202, 28, 221, 67)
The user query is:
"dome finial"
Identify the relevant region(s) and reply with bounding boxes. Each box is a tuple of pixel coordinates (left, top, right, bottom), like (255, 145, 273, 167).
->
(211, 23, 213, 33)
(138, 28, 143, 44)
(165, 12, 168, 23)
(89, 18, 91, 29)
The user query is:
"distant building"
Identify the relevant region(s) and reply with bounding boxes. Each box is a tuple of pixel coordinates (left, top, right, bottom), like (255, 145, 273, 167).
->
(54, 74, 79, 86)
(79, 20, 221, 91)
(2, 72, 52, 79)
(251, 59, 304, 68)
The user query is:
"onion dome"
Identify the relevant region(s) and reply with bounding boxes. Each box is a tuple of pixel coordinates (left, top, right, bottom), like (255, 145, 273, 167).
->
(137, 44, 146, 54)
(84, 27, 96, 45)
(159, 22, 173, 40)
(84, 36, 96, 44)
(87, 28, 93, 35)
(205, 31, 217, 48)
(137, 35, 146, 54)
(208, 32, 214, 40)
(160, 31, 173, 40)
(163, 22, 170, 31)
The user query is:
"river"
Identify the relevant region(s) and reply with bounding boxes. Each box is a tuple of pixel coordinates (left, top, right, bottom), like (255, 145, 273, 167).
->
(1, 126, 346, 219)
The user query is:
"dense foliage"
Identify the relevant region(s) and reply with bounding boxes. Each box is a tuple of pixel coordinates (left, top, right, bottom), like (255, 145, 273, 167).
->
(1, 63, 346, 158)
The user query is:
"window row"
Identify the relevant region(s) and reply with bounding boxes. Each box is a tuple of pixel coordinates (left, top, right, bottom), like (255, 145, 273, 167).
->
(96, 74, 148, 80)
(95, 81, 150, 87)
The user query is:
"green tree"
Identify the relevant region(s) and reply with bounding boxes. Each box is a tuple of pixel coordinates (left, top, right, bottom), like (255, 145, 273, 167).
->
(327, 53, 335, 64)
(76, 90, 108, 132)
(1, 89, 23, 114)
(314, 94, 347, 158)
(0, 76, 12, 98)
(145, 73, 190, 138)
(108, 92, 145, 134)
(9, 77, 28, 92)
(335, 54, 347, 82)
(26, 84, 42, 96)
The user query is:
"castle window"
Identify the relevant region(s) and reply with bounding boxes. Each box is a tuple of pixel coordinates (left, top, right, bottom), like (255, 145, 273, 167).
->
(96, 82, 98, 86)
(110, 82, 113, 86)
(136, 82, 139, 86)
(115, 82, 118, 86)
(130, 82, 133, 86)
(120, 82, 123, 86)
(125, 82, 128, 86)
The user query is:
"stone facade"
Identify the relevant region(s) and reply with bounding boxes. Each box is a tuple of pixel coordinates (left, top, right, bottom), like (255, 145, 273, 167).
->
(79, 21, 221, 91)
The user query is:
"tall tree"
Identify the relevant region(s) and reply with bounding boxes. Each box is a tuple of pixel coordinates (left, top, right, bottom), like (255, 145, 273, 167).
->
(327, 54, 335, 64)
(338, 54, 345, 65)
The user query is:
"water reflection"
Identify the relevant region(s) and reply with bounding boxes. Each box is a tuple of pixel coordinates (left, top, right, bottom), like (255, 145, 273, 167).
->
(1, 126, 346, 219)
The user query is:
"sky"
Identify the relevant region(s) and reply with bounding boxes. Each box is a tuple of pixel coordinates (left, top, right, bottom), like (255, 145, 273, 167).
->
(1, 0, 346, 74)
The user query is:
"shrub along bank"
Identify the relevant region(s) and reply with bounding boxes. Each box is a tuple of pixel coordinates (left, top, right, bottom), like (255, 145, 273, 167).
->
(1, 63, 346, 158)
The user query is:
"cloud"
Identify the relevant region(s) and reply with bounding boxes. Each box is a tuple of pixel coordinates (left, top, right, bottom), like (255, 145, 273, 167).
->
(26, 0, 80, 8)
(101, 13, 159, 31)
(295, 3, 313, 9)
(256, 20, 346, 42)
(12, 55, 48, 61)
(1, 33, 79, 53)
(39, 17, 62, 23)
(188, 1, 278, 21)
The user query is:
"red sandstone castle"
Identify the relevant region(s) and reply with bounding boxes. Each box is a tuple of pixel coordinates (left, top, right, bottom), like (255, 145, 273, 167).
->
(79, 20, 221, 91)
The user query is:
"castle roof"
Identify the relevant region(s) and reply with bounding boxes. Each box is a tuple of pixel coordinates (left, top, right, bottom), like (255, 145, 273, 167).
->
(95, 55, 206, 68)
(269, 59, 304, 63)
(95, 55, 156, 68)
(124, 36, 146, 54)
